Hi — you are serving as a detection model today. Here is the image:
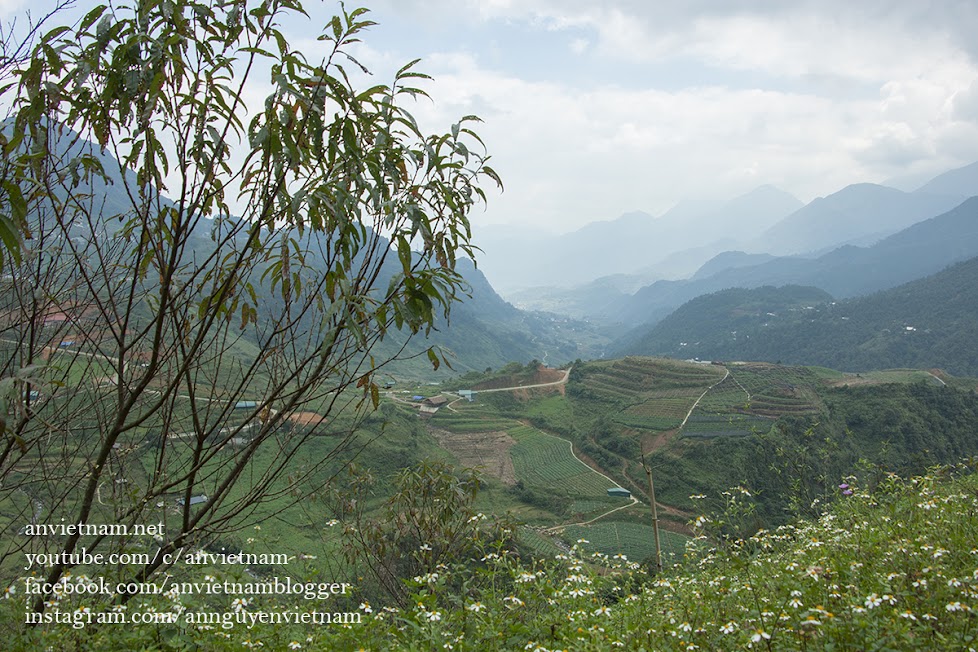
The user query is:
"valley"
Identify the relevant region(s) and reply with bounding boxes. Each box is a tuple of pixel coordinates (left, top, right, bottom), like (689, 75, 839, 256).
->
(385, 355, 978, 567)
(3, 2, 978, 648)
(5, 130, 978, 631)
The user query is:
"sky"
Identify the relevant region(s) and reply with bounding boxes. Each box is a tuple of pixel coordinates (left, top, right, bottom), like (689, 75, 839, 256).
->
(4, 0, 978, 234)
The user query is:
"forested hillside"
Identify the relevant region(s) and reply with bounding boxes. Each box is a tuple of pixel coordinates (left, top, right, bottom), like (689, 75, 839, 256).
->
(624, 255, 978, 376)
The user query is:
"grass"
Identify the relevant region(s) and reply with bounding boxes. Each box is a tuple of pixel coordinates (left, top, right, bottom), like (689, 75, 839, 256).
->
(9, 351, 978, 648)
(13, 464, 978, 651)
(560, 520, 688, 564)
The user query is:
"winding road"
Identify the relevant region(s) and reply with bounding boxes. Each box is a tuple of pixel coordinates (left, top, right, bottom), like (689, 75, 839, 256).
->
(441, 367, 661, 534)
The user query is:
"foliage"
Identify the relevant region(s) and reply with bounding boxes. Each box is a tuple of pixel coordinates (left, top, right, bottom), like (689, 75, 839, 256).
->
(5, 464, 978, 650)
(0, 1, 75, 270)
(328, 461, 519, 607)
(0, 0, 499, 616)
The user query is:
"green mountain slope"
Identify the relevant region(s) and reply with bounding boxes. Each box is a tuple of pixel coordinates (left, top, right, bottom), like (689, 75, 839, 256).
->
(9, 124, 600, 379)
(623, 255, 978, 376)
(441, 356, 978, 534)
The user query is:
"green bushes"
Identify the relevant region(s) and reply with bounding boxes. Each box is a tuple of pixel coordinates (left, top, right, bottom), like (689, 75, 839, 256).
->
(7, 464, 978, 650)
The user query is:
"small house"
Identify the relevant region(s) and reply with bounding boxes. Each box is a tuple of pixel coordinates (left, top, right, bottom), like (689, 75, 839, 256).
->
(607, 487, 631, 498)
(419, 395, 449, 416)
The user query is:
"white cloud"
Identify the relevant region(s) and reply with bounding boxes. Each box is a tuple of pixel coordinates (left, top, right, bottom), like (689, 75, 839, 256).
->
(266, 1, 978, 230)
(12, 0, 964, 233)
(569, 38, 589, 55)
(390, 36, 977, 231)
(0, 0, 26, 19)
(952, 78, 978, 123)
(397, 63, 828, 225)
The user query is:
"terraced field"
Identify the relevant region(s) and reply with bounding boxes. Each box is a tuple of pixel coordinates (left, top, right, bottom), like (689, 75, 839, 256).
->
(574, 358, 726, 431)
(429, 403, 521, 432)
(574, 358, 827, 437)
(618, 387, 705, 431)
(578, 358, 725, 401)
(682, 413, 774, 437)
(508, 424, 615, 498)
(684, 363, 824, 437)
(429, 416, 519, 432)
(561, 521, 688, 564)
(693, 376, 750, 413)
(519, 527, 565, 558)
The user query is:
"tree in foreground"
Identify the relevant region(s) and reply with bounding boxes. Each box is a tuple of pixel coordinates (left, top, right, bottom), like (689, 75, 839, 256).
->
(0, 0, 73, 270)
(0, 0, 499, 614)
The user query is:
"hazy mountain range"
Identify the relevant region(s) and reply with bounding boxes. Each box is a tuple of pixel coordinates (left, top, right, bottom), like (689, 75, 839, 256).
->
(475, 184, 803, 294)
(24, 123, 978, 376)
(479, 159, 978, 328)
(613, 195, 978, 327)
(744, 182, 966, 255)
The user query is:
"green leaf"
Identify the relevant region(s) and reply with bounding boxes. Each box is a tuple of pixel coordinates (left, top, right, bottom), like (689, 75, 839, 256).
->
(396, 237, 412, 273)
(80, 5, 108, 32)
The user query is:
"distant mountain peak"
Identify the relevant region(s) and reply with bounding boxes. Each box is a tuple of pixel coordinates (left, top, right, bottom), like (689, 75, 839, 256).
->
(741, 184, 798, 198)
(914, 160, 978, 198)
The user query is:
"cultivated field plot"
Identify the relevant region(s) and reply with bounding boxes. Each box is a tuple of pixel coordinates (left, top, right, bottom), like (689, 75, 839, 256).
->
(508, 425, 616, 499)
(576, 357, 724, 406)
(428, 405, 621, 518)
(614, 413, 684, 431)
(682, 414, 774, 437)
(429, 406, 522, 433)
(519, 527, 565, 558)
(822, 368, 947, 387)
(561, 521, 688, 564)
(728, 363, 823, 416)
(685, 363, 823, 437)
(695, 376, 750, 413)
(613, 357, 726, 386)
(569, 499, 617, 516)
(617, 386, 706, 431)
(428, 427, 518, 485)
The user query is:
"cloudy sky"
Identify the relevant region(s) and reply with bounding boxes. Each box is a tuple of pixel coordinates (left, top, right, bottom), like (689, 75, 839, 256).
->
(339, 0, 978, 233)
(6, 0, 978, 233)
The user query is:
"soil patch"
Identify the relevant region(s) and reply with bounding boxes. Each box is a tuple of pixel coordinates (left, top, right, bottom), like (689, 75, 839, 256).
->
(824, 374, 879, 388)
(533, 367, 565, 384)
(472, 366, 565, 391)
(428, 427, 517, 485)
(644, 428, 678, 454)
(287, 411, 328, 426)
